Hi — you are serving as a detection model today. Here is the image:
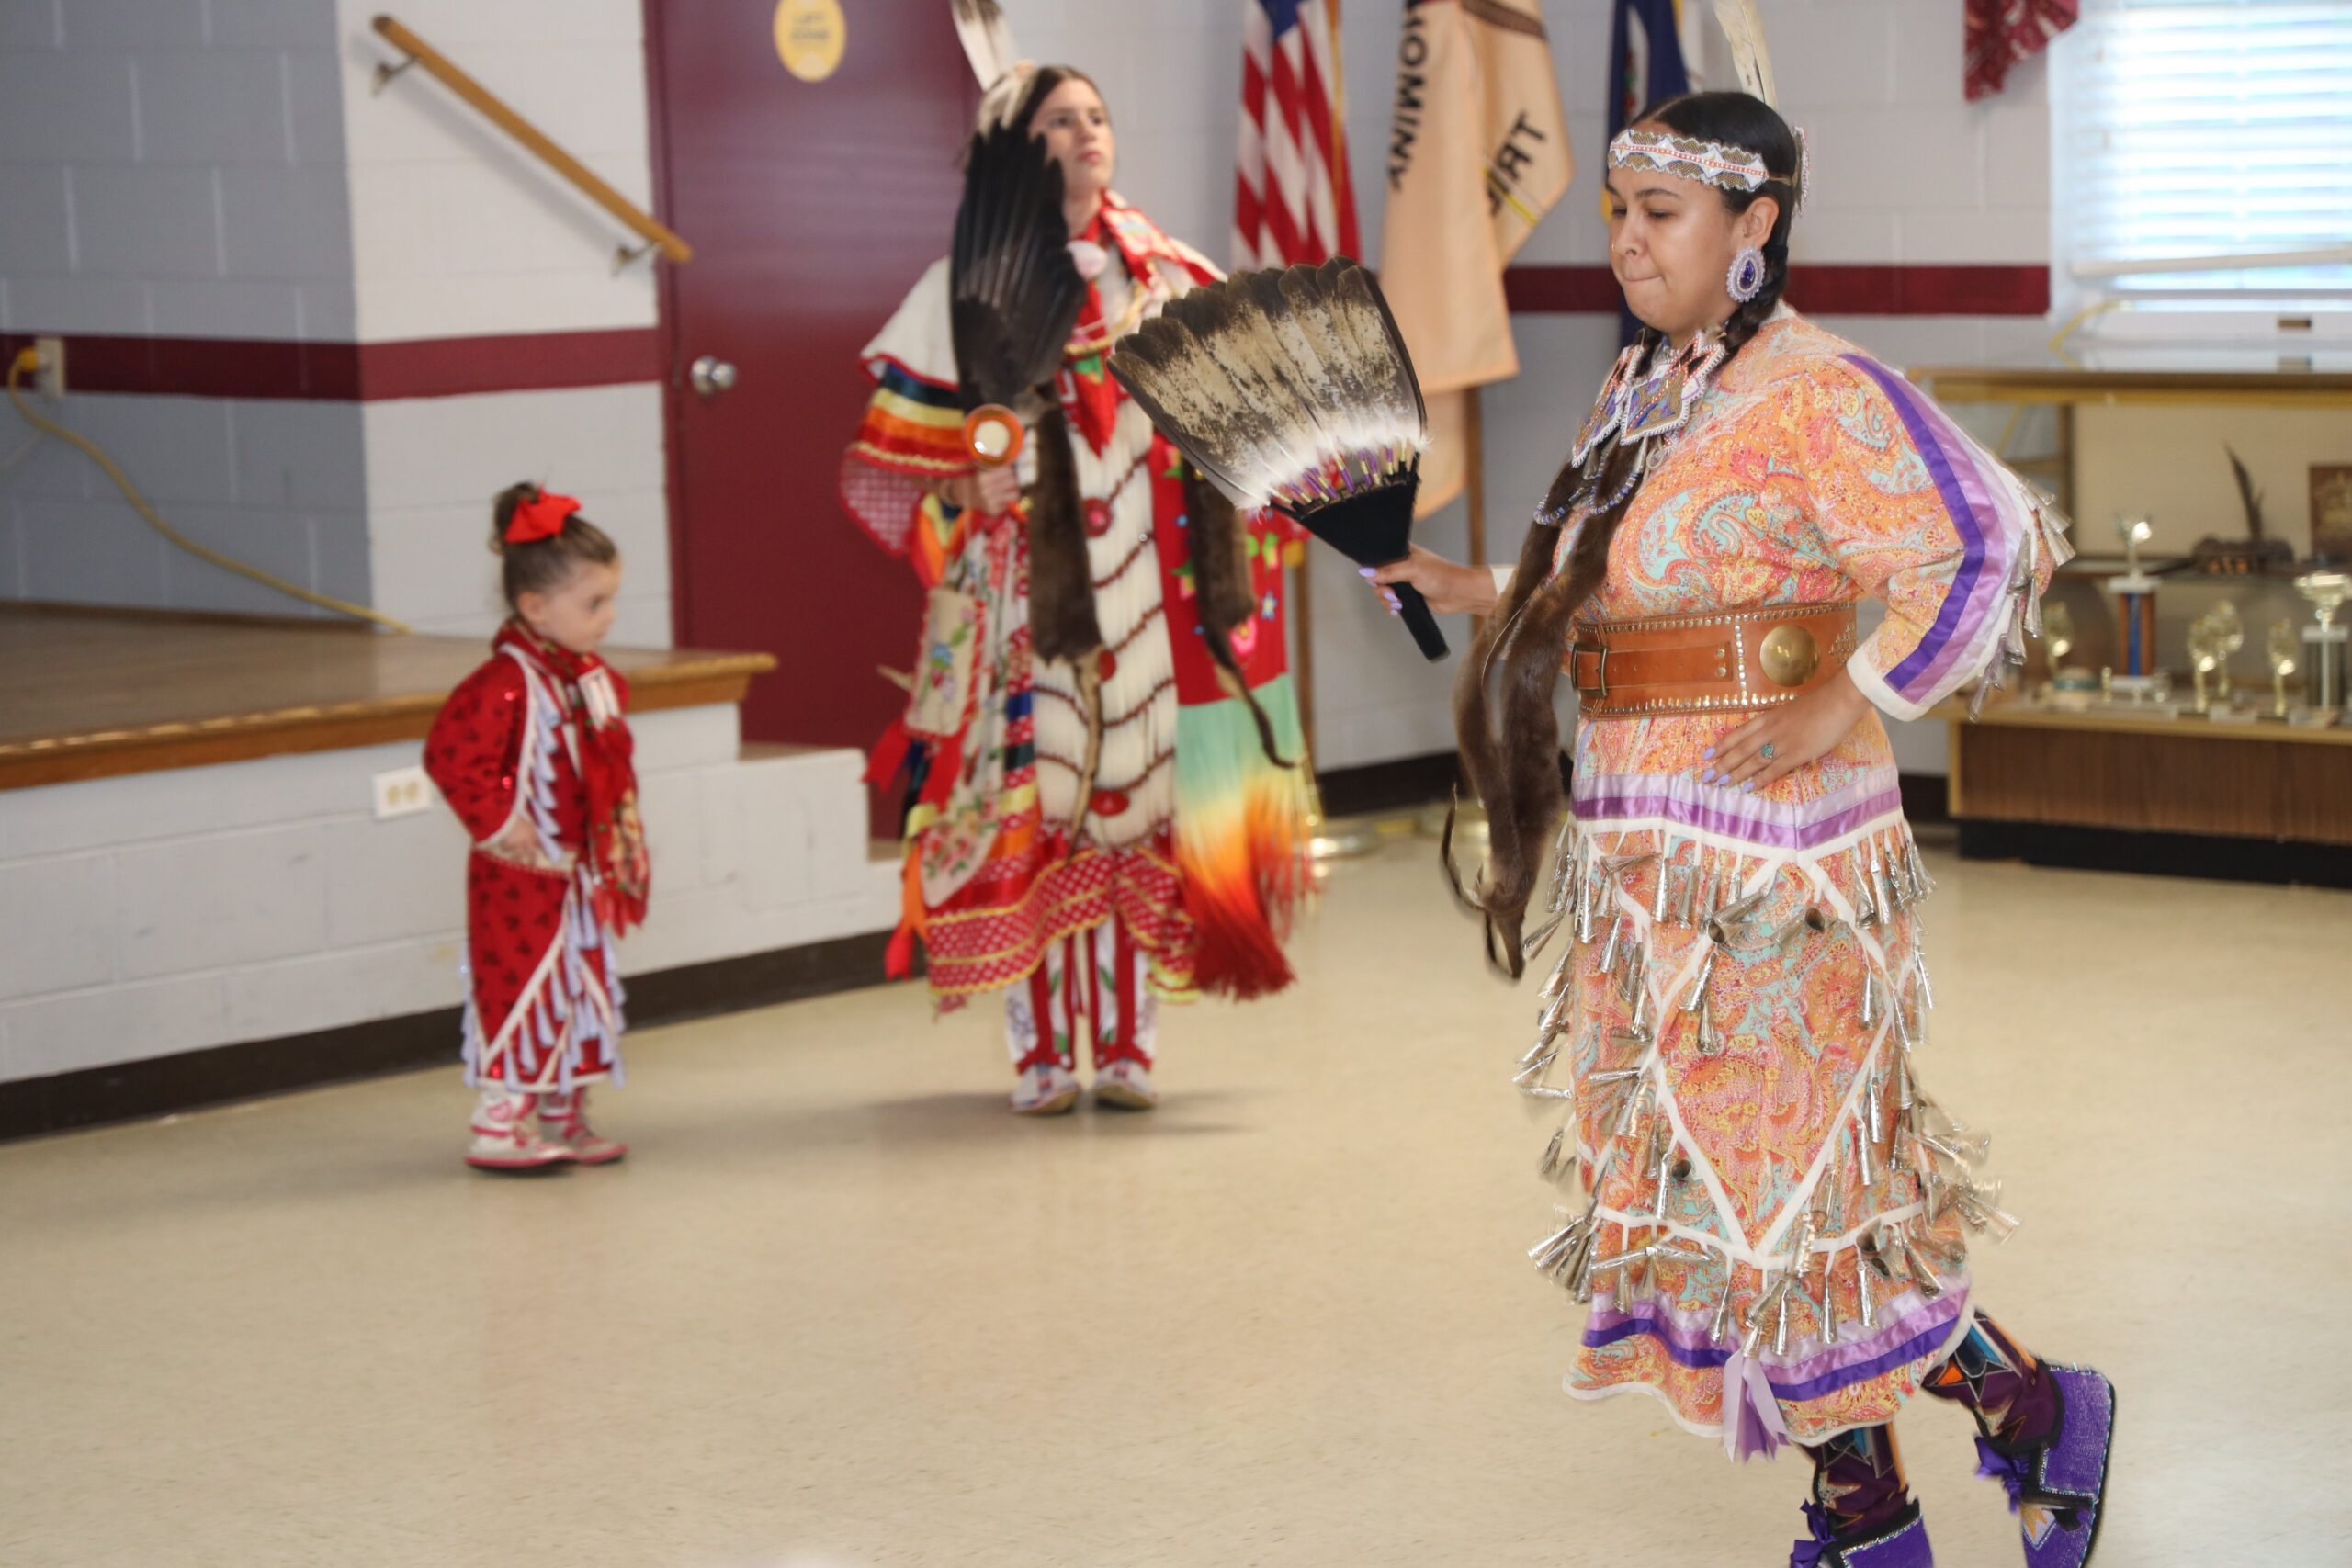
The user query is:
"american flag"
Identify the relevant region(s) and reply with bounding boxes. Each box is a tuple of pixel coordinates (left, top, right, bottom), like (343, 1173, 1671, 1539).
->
(1233, 0, 1362, 268)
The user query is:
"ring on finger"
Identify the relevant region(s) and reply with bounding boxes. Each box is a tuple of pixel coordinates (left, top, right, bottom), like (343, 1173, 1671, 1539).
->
(1758, 740, 1777, 762)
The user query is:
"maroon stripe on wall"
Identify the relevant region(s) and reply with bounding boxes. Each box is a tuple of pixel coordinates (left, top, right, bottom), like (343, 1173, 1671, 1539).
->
(0, 327, 662, 401)
(0, 333, 361, 400)
(1503, 265, 1626, 313)
(356, 328, 663, 400)
(1, 267, 2042, 405)
(1505, 263, 2051, 317)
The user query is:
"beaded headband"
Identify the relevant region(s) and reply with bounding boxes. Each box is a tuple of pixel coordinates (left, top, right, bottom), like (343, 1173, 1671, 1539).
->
(1607, 128, 1770, 195)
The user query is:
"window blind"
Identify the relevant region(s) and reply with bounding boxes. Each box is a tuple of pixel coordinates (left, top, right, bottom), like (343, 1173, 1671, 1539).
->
(2053, 0, 2352, 299)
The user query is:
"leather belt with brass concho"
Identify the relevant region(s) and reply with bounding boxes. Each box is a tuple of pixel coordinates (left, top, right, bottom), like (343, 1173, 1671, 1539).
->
(1564, 601, 1860, 718)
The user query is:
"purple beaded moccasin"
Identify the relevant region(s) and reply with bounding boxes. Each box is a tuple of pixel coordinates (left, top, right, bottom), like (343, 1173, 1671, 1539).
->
(1790, 1500, 1936, 1568)
(1973, 1363, 2116, 1568)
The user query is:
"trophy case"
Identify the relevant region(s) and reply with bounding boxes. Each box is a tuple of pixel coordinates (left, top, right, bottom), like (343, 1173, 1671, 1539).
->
(1911, 349, 2352, 886)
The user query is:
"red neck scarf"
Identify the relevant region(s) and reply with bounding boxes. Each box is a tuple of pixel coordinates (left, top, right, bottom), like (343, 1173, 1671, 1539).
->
(496, 621, 650, 934)
(1061, 199, 1220, 457)
(1060, 207, 1127, 457)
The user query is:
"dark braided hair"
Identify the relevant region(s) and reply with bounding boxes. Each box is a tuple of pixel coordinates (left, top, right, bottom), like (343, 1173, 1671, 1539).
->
(1453, 91, 1800, 972)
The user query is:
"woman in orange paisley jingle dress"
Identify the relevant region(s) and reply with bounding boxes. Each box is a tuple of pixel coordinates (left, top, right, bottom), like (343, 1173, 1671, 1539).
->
(1383, 91, 2116, 1568)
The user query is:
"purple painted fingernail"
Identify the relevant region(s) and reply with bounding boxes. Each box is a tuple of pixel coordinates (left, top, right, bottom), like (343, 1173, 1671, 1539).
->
(1743, 780, 1757, 794)
(1359, 567, 1377, 578)
(1702, 747, 1715, 760)
(1699, 768, 1716, 784)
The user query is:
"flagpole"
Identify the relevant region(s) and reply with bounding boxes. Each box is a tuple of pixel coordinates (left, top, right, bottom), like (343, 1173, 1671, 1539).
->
(1464, 387, 1487, 587)
(1426, 384, 1493, 852)
(1292, 547, 1317, 763)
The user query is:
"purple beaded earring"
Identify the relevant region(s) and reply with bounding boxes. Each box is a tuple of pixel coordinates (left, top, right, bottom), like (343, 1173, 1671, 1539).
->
(1726, 245, 1767, 304)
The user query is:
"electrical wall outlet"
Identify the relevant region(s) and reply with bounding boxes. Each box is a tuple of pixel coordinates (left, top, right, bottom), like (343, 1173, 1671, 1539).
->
(32, 336, 64, 400)
(372, 764, 435, 820)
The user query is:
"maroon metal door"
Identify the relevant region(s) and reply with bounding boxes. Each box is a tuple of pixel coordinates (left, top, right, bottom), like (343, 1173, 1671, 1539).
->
(649, 1, 972, 767)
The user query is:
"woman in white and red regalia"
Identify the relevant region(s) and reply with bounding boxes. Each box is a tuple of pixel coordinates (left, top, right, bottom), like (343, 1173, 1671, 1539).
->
(425, 484, 650, 1171)
(840, 66, 1310, 1117)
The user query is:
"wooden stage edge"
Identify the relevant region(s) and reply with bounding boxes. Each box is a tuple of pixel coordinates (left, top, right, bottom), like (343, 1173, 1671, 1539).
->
(0, 927, 904, 1144)
(1958, 820, 2352, 890)
(0, 604, 777, 791)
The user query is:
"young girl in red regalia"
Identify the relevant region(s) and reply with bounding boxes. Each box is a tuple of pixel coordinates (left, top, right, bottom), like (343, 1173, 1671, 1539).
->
(424, 483, 650, 1172)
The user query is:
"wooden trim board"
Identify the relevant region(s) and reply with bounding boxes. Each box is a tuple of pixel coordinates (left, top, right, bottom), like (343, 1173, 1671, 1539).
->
(0, 929, 903, 1144)
(1957, 820, 2352, 889)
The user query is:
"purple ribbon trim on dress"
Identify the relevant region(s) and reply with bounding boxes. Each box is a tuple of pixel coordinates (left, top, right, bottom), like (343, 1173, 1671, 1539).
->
(1724, 1343, 1792, 1460)
(1572, 785, 1904, 851)
(1584, 1296, 1966, 1404)
(1842, 355, 2009, 701)
(1891, 411, 2010, 700)
(1585, 1290, 1954, 1375)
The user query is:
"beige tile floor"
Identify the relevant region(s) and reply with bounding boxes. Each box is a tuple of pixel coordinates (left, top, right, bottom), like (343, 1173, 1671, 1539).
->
(3, 833, 2347, 1567)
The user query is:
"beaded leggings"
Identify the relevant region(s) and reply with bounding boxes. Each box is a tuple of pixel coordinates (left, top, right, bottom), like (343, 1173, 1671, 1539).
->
(1004, 921, 1158, 1074)
(1807, 1312, 2059, 1531)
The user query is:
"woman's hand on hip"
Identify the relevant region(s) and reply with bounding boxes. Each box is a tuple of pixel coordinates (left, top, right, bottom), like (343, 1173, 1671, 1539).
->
(1702, 670, 1873, 791)
(1363, 546, 1500, 617)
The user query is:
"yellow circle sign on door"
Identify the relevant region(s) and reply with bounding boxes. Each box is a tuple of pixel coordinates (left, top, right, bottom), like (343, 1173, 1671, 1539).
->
(775, 0, 846, 82)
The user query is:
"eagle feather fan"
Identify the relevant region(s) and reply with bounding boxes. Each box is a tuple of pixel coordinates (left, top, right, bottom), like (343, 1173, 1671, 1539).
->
(1111, 259, 1449, 661)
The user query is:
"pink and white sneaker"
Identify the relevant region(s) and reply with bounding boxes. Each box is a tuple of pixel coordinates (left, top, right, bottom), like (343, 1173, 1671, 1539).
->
(1010, 1063, 1081, 1116)
(466, 1089, 574, 1172)
(1092, 1060, 1159, 1111)
(537, 1088, 628, 1165)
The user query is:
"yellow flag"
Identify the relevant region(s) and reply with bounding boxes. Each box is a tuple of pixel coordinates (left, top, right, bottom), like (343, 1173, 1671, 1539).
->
(1380, 0, 1572, 517)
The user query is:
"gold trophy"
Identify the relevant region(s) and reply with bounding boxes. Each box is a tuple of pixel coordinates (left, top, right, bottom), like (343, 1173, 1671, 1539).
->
(2041, 599, 2094, 709)
(2207, 599, 2243, 704)
(2187, 614, 2221, 716)
(2266, 619, 2299, 720)
(2104, 516, 2163, 702)
(2295, 571, 2349, 716)
(2043, 599, 2075, 669)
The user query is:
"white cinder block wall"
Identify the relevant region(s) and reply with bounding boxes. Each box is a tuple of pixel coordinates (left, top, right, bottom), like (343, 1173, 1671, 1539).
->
(0, 0, 355, 338)
(360, 383, 673, 647)
(334, 0, 659, 343)
(0, 0, 675, 643)
(0, 711, 899, 1085)
(0, 391, 370, 616)
(0, 0, 369, 616)
(333, 0, 673, 644)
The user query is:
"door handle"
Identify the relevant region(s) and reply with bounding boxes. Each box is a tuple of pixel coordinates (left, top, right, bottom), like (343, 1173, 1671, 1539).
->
(690, 355, 738, 398)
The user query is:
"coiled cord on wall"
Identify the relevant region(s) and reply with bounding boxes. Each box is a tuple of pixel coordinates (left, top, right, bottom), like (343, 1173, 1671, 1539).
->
(6, 346, 411, 633)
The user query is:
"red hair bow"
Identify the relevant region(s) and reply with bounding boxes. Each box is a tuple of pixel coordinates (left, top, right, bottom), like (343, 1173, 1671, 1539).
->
(506, 490, 580, 544)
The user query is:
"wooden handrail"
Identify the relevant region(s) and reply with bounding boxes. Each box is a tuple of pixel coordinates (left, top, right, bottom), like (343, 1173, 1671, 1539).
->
(369, 15, 693, 268)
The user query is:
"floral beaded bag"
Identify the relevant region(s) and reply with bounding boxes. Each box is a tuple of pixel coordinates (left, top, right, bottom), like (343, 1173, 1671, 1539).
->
(906, 586, 982, 743)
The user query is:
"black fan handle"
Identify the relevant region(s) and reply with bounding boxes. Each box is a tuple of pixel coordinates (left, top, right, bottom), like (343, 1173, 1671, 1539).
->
(1390, 581, 1450, 662)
